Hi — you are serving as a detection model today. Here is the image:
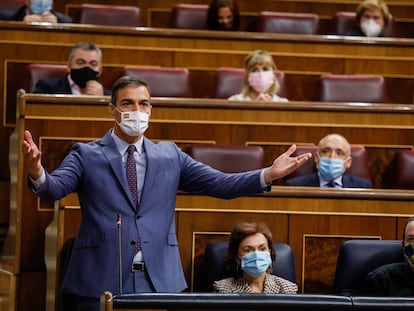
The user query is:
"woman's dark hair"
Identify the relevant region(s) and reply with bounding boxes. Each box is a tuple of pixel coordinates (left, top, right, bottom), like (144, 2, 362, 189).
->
(224, 222, 276, 278)
(207, 0, 240, 31)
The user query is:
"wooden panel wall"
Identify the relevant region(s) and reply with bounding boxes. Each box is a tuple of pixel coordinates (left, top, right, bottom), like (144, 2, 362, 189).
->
(2, 93, 414, 310)
(52, 191, 412, 309)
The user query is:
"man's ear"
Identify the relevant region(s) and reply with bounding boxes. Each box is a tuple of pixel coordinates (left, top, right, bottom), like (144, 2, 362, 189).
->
(314, 152, 320, 165)
(344, 156, 352, 170)
(108, 103, 115, 117)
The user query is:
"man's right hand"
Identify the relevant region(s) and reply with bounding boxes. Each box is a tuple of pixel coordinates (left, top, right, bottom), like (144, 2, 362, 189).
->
(84, 80, 105, 96)
(22, 130, 43, 180)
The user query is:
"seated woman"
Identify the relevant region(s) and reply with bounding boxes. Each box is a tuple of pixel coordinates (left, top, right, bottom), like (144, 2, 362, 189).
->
(213, 222, 298, 293)
(346, 0, 391, 37)
(207, 0, 240, 31)
(228, 50, 288, 102)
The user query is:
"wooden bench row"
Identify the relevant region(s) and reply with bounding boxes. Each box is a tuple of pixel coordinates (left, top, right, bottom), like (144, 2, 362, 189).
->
(63, 4, 414, 37)
(4, 61, 413, 131)
(2, 22, 414, 129)
(55, 0, 414, 26)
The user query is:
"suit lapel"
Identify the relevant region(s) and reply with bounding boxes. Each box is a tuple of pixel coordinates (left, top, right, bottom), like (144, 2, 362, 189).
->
(342, 175, 350, 187)
(100, 131, 136, 210)
(139, 138, 160, 210)
(311, 173, 321, 186)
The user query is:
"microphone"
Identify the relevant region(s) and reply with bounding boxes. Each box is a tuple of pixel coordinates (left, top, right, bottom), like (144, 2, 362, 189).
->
(117, 213, 123, 294)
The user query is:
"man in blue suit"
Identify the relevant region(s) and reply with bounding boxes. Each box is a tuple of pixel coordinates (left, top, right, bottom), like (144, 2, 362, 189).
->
(22, 76, 311, 310)
(285, 133, 372, 188)
(33, 42, 110, 96)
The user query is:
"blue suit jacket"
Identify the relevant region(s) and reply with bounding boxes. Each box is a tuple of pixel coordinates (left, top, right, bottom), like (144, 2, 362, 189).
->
(0, 5, 72, 23)
(33, 77, 111, 95)
(34, 131, 264, 298)
(284, 173, 372, 188)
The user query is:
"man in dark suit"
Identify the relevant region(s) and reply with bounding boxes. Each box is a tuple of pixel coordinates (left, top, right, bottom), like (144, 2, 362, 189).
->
(359, 216, 414, 296)
(0, 0, 72, 23)
(33, 41, 110, 96)
(285, 133, 372, 188)
(22, 76, 311, 310)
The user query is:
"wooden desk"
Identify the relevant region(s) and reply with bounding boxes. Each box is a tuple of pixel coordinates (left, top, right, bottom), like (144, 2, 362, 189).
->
(98, 292, 414, 311)
(2, 92, 414, 311)
(99, 292, 354, 311)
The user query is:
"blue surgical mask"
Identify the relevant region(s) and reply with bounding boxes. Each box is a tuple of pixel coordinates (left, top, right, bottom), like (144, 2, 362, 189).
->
(30, 0, 52, 16)
(317, 157, 345, 180)
(240, 251, 272, 278)
(404, 243, 414, 270)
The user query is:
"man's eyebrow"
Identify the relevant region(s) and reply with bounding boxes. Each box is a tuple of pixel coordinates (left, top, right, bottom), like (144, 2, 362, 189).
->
(120, 99, 134, 104)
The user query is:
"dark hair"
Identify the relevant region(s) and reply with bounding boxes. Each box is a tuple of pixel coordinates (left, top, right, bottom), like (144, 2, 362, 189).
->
(68, 41, 102, 63)
(111, 76, 151, 105)
(224, 222, 276, 278)
(403, 217, 414, 241)
(207, 0, 240, 31)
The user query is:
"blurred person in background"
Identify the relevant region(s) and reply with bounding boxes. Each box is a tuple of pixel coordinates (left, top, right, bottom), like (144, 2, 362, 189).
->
(0, 0, 72, 23)
(228, 50, 288, 102)
(346, 0, 390, 37)
(207, 0, 240, 31)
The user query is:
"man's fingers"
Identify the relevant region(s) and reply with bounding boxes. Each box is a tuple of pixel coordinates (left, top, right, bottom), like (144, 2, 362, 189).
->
(284, 144, 297, 157)
(24, 130, 34, 145)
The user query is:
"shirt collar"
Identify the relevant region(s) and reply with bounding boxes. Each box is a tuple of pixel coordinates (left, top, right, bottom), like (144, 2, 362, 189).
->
(111, 129, 144, 156)
(67, 75, 82, 95)
(318, 172, 343, 188)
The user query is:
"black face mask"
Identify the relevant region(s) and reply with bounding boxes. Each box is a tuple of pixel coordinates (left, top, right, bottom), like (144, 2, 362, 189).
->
(70, 66, 99, 88)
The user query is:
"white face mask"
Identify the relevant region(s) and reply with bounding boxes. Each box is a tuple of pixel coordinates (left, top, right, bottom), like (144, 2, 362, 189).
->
(360, 19, 382, 37)
(114, 106, 149, 137)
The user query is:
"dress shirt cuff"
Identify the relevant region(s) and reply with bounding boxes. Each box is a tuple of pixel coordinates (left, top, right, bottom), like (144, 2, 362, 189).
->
(29, 168, 46, 191)
(260, 169, 272, 190)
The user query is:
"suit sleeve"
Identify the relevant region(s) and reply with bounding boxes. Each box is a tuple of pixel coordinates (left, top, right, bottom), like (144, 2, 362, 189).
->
(33, 79, 53, 93)
(54, 11, 73, 23)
